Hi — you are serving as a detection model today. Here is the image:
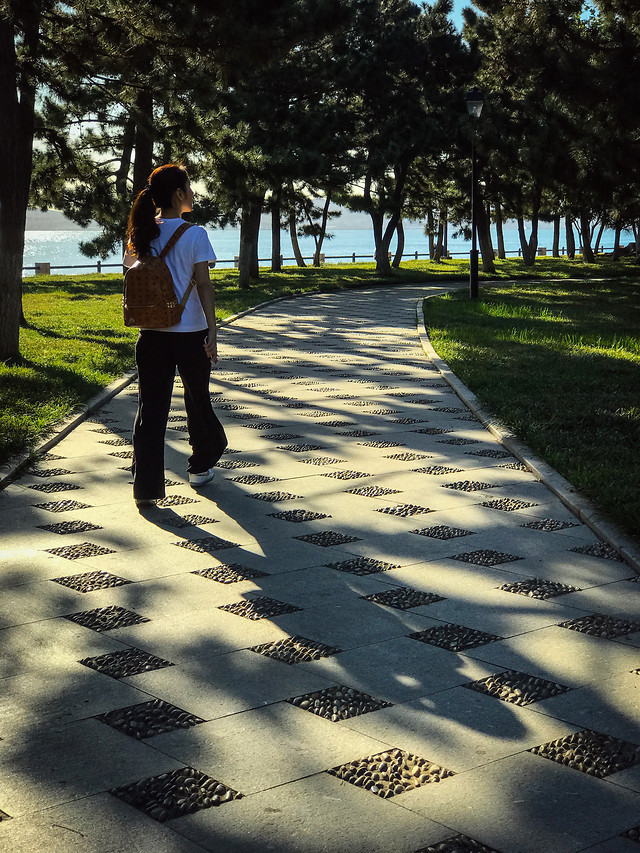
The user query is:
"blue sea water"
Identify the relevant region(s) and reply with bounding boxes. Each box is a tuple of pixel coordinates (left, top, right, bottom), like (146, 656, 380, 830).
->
(22, 221, 631, 275)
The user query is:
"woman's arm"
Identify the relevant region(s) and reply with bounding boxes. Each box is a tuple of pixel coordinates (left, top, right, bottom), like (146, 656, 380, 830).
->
(193, 260, 218, 364)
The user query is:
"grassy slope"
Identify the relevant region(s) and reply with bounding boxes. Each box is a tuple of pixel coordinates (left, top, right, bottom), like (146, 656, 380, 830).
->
(423, 278, 640, 540)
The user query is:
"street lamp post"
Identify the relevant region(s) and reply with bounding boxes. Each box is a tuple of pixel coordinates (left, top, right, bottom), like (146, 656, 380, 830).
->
(466, 87, 484, 300)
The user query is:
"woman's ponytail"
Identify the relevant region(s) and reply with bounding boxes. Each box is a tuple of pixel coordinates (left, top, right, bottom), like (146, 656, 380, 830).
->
(126, 164, 189, 258)
(126, 186, 159, 258)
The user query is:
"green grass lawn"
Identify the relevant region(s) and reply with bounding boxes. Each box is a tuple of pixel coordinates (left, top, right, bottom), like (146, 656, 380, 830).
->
(423, 277, 640, 542)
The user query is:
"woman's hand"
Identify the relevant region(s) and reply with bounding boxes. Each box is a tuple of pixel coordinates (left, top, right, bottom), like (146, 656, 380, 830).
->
(204, 331, 218, 364)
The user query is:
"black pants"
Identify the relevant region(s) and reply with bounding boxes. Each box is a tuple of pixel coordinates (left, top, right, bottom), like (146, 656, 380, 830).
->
(132, 330, 227, 500)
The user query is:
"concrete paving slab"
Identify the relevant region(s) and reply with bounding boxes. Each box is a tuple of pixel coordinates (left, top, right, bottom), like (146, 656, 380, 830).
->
(0, 792, 208, 853)
(0, 665, 152, 737)
(463, 625, 640, 688)
(296, 635, 497, 704)
(341, 685, 578, 773)
(398, 751, 640, 853)
(171, 772, 452, 853)
(150, 700, 391, 796)
(531, 669, 640, 746)
(0, 719, 180, 815)
(123, 648, 335, 720)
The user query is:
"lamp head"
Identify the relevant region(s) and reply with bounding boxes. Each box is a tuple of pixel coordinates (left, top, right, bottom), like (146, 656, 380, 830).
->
(466, 87, 485, 118)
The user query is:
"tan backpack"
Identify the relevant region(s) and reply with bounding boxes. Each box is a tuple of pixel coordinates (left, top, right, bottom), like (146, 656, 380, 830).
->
(123, 222, 196, 328)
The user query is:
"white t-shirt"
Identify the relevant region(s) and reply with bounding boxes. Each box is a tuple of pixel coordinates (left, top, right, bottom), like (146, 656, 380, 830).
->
(125, 218, 217, 333)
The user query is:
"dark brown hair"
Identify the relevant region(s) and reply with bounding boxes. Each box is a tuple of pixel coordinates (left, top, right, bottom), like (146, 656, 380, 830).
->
(126, 164, 189, 257)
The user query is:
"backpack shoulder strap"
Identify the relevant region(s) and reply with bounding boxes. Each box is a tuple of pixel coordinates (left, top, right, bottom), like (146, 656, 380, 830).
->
(159, 222, 194, 259)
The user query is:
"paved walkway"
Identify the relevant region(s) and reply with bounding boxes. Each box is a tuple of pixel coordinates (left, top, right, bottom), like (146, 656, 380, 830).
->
(1, 284, 639, 853)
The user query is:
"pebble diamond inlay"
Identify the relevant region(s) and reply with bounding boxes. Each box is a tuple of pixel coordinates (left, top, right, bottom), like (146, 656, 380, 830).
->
(410, 623, 502, 651)
(345, 485, 402, 497)
(558, 613, 640, 639)
(215, 460, 258, 470)
(97, 699, 204, 739)
(51, 570, 130, 592)
(262, 432, 302, 441)
(163, 515, 219, 528)
(376, 504, 433, 517)
(437, 438, 479, 445)
(529, 730, 640, 778)
(277, 444, 326, 452)
(34, 500, 92, 512)
(415, 834, 499, 852)
(464, 670, 571, 706)
(569, 541, 624, 561)
(295, 531, 361, 547)
(481, 498, 538, 512)
(288, 685, 392, 721)
(250, 636, 341, 664)
(218, 596, 301, 620)
(80, 647, 174, 679)
(227, 474, 278, 484)
(268, 510, 329, 523)
(452, 549, 523, 567)
(411, 427, 453, 435)
(411, 525, 475, 540)
(318, 420, 356, 428)
(326, 557, 399, 575)
(385, 452, 432, 461)
(30, 467, 74, 477)
(322, 470, 372, 480)
(240, 422, 285, 430)
(28, 482, 82, 493)
(45, 542, 116, 560)
(297, 456, 346, 465)
(358, 440, 405, 448)
(110, 766, 242, 821)
(499, 461, 529, 471)
(328, 748, 454, 798)
(441, 481, 495, 492)
(192, 564, 267, 583)
(338, 430, 380, 437)
(362, 587, 445, 609)
(520, 518, 581, 532)
(499, 578, 579, 599)
(156, 495, 199, 507)
(413, 466, 463, 475)
(37, 519, 102, 535)
(248, 491, 303, 502)
(64, 605, 149, 632)
(108, 451, 134, 459)
(173, 536, 238, 553)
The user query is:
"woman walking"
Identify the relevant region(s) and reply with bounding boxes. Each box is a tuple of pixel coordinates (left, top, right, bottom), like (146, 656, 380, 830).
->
(124, 164, 227, 508)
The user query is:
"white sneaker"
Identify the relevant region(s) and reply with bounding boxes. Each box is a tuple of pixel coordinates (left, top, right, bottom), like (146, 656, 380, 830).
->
(188, 467, 215, 486)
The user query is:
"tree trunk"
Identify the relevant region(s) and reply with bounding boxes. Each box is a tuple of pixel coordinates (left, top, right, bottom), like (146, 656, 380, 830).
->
(579, 211, 595, 263)
(392, 219, 404, 268)
(566, 216, 575, 259)
(426, 209, 435, 259)
(288, 207, 306, 267)
(517, 216, 538, 266)
(132, 88, 154, 194)
(371, 211, 396, 274)
(271, 196, 281, 272)
(612, 217, 622, 260)
(0, 9, 39, 360)
(593, 220, 605, 256)
(238, 199, 262, 289)
(552, 215, 560, 257)
(495, 202, 506, 259)
(313, 194, 332, 266)
(477, 200, 496, 272)
(434, 209, 445, 262)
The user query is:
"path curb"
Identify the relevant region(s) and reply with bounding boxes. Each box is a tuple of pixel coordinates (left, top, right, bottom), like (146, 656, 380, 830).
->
(416, 296, 640, 575)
